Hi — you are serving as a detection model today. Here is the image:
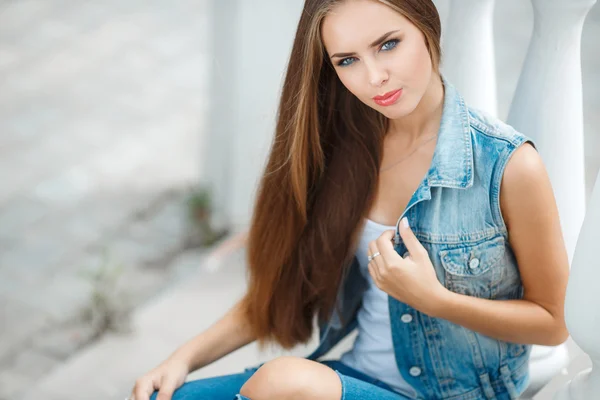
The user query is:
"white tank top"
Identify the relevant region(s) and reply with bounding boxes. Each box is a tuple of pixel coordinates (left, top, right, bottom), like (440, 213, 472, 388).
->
(340, 218, 417, 397)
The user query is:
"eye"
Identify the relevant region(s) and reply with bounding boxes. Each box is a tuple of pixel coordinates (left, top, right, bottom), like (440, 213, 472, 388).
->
(380, 39, 399, 52)
(337, 57, 357, 67)
(336, 38, 399, 67)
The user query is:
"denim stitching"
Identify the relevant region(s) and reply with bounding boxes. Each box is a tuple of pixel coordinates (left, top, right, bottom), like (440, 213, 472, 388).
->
(334, 369, 346, 400)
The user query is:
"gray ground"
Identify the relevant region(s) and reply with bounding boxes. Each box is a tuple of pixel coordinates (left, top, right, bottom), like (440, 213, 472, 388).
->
(0, 1, 598, 399)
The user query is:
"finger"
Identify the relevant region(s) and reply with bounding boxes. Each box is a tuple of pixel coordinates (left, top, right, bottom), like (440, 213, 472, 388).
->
(136, 373, 163, 400)
(368, 242, 385, 278)
(377, 230, 401, 261)
(366, 246, 379, 277)
(367, 241, 382, 267)
(156, 378, 177, 400)
(133, 380, 155, 400)
(398, 218, 426, 260)
(367, 258, 382, 284)
(379, 229, 395, 242)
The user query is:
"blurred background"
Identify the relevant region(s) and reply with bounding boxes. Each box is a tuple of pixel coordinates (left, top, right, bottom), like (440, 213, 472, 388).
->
(0, 0, 598, 399)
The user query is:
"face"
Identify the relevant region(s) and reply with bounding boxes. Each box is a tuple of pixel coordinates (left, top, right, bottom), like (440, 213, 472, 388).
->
(321, 0, 435, 120)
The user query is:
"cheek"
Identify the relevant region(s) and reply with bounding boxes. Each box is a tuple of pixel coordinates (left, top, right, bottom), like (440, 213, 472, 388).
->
(337, 72, 364, 99)
(403, 40, 433, 81)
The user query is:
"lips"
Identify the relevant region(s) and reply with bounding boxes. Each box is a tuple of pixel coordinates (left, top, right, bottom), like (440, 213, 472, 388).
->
(373, 89, 402, 101)
(373, 89, 403, 107)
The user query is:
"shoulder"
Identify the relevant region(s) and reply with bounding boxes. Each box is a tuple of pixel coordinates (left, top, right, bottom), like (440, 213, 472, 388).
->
(501, 142, 545, 200)
(501, 140, 547, 202)
(466, 106, 535, 151)
(491, 122, 551, 232)
(462, 107, 553, 236)
(464, 105, 544, 195)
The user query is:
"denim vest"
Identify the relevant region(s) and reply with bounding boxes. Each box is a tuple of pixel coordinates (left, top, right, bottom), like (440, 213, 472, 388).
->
(306, 80, 535, 400)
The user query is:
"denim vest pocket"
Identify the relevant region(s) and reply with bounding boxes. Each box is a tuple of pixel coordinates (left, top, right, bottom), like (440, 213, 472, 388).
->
(439, 236, 505, 298)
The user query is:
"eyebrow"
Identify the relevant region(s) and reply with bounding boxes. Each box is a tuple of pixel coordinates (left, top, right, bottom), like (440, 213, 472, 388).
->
(330, 30, 400, 59)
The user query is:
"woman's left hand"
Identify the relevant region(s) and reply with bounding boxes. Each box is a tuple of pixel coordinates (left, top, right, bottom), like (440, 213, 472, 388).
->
(368, 218, 450, 317)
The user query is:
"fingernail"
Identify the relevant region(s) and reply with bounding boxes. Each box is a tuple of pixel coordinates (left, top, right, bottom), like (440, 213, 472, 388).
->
(402, 217, 409, 228)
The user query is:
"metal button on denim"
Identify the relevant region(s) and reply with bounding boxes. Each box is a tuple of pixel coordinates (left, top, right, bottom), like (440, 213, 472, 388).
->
(469, 258, 480, 269)
(305, 79, 536, 400)
(401, 314, 413, 323)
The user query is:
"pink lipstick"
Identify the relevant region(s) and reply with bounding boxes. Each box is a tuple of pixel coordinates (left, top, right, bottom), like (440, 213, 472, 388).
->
(373, 89, 403, 106)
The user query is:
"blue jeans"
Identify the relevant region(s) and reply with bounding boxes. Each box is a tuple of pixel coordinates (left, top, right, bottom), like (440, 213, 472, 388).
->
(149, 359, 413, 400)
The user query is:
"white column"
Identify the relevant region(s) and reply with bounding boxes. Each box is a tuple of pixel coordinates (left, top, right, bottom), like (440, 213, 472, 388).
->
(506, 1, 597, 398)
(507, 0, 596, 263)
(441, 0, 498, 116)
(431, 0, 449, 37)
(554, 171, 600, 399)
(203, 0, 239, 232)
(204, 0, 304, 233)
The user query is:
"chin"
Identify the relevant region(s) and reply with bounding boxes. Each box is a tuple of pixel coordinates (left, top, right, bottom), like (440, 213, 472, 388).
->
(378, 104, 411, 120)
(359, 96, 412, 119)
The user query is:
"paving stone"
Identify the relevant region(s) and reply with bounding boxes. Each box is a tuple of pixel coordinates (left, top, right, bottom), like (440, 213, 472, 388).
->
(59, 2, 116, 34)
(145, 26, 202, 60)
(31, 322, 98, 360)
(11, 349, 59, 379)
(168, 248, 208, 280)
(0, 296, 52, 361)
(70, 16, 145, 61)
(31, 165, 95, 206)
(0, 195, 49, 240)
(4, 1, 598, 400)
(0, 0, 53, 39)
(126, 196, 188, 246)
(0, 368, 31, 400)
(0, 233, 70, 276)
(63, 196, 142, 236)
(23, 275, 92, 321)
(0, 46, 18, 71)
(16, 19, 77, 54)
(30, 49, 89, 86)
(0, 0, 210, 394)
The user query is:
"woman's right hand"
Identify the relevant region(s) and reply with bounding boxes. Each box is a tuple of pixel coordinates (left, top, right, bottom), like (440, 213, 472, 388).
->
(129, 357, 190, 400)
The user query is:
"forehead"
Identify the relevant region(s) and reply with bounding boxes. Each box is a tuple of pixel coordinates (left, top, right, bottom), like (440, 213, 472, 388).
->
(321, 0, 410, 50)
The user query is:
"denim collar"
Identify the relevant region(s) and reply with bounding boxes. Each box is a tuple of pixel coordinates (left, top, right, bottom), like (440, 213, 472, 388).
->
(426, 77, 474, 189)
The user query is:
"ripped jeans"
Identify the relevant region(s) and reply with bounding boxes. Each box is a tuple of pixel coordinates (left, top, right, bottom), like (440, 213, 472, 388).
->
(149, 359, 414, 400)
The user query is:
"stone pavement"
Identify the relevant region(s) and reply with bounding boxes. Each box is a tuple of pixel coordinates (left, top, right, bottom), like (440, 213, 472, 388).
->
(18, 251, 353, 400)
(0, 0, 210, 398)
(17, 248, 229, 400)
(1, 0, 599, 399)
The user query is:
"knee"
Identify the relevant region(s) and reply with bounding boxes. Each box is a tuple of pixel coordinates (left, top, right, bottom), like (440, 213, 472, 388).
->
(239, 356, 305, 399)
(239, 356, 340, 400)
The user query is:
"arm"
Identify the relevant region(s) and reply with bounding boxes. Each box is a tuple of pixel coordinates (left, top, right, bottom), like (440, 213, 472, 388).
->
(171, 231, 252, 370)
(131, 298, 256, 400)
(169, 298, 256, 372)
(204, 230, 249, 272)
(434, 143, 570, 345)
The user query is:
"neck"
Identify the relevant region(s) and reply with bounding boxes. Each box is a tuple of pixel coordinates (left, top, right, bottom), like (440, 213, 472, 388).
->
(387, 73, 444, 144)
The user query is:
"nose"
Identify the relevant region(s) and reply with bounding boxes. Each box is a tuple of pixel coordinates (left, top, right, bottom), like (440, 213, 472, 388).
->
(366, 61, 388, 87)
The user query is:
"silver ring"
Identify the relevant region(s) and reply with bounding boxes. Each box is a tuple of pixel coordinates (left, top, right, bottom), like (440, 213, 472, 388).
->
(368, 252, 381, 262)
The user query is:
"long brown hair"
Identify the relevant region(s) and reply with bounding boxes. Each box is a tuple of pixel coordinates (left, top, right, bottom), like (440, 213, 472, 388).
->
(241, 0, 442, 350)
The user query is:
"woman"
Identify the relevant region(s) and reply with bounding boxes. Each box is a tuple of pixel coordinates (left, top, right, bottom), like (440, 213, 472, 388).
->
(130, 0, 570, 399)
